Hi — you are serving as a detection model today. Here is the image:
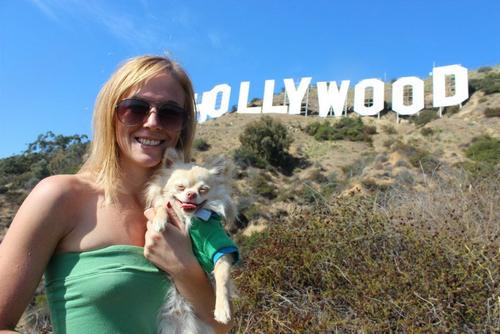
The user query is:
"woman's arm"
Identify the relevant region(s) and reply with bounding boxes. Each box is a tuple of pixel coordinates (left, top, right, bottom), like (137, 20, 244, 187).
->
(0, 176, 74, 332)
(144, 207, 234, 334)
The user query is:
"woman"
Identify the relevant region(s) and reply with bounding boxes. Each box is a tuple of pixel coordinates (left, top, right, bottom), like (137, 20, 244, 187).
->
(0, 55, 233, 333)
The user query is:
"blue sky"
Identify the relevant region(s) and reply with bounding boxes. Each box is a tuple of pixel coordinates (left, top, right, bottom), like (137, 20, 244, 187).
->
(0, 0, 499, 158)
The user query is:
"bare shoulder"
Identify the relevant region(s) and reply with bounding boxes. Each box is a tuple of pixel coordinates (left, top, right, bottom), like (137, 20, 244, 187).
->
(32, 174, 93, 198)
(9, 174, 98, 238)
(30, 174, 96, 209)
(0, 174, 97, 328)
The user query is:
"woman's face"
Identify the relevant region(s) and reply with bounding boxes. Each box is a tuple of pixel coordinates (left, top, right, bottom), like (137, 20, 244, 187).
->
(115, 72, 186, 170)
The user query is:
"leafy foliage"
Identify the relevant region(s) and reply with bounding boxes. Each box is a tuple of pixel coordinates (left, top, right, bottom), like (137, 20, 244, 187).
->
(420, 127, 434, 136)
(410, 109, 439, 127)
(465, 135, 500, 164)
(233, 173, 499, 333)
(484, 107, 500, 118)
(232, 148, 267, 169)
(477, 66, 493, 73)
(391, 141, 440, 174)
(469, 72, 500, 95)
(0, 132, 89, 196)
(305, 118, 375, 142)
(249, 172, 276, 199)
(237, 116, 293, 169)
(193, 138, 211, 151)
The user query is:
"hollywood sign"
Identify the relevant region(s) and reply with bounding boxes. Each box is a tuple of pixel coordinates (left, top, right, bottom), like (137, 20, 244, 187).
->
(195, 64, 468, 122)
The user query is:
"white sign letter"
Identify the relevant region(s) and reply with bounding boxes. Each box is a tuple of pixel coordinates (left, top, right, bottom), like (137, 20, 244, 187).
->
(237, 81, 261, 114)
(195, 93, 207, 123)
(354, 79, 385, 116)
(392, 77, 424, 115)
(317, 80, 350, 117)
(433, 64, 469, 108)
(262, 80, 287, 114)
(200, 84, 231, 120)
(284, 77, 312, 115)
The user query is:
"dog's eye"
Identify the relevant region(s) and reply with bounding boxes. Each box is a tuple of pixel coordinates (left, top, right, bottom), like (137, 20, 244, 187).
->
(176, 185, 185, 191)
(199, 186, 210, 194)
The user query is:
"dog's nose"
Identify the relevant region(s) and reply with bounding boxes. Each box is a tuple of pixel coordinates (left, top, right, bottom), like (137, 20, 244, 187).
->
(186, 191, 197, 200)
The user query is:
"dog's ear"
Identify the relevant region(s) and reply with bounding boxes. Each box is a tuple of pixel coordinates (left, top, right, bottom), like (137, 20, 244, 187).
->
(208, 155, 232, 177)
(162, 148, 183, 168)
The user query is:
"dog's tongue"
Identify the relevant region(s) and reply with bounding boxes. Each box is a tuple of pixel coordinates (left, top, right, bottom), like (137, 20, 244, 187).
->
(181, 203, 198, 211)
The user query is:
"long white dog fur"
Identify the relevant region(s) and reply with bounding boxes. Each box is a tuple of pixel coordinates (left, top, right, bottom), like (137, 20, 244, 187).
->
(145, 148, 236, 334)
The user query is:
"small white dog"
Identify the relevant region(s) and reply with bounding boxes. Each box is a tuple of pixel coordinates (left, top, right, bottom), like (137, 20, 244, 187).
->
(146, 148, 238, 334)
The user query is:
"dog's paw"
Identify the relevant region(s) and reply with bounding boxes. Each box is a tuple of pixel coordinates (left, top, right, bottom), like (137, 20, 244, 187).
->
(152, 220, 165, 232)
(214, 303, 231, 324)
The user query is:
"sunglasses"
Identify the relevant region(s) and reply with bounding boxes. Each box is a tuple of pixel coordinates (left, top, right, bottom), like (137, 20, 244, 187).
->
(115, 98, 187, 131)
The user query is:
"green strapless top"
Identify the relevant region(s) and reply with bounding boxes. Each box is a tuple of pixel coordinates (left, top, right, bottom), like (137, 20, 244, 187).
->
(45, 245, 170, 334)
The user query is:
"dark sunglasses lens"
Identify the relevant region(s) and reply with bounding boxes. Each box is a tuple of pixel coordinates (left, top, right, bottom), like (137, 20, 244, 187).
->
(157, 106, 186, 130)
(117, 99, 149, 125)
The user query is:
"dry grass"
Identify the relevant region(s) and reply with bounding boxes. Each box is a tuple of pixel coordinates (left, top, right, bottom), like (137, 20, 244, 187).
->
(232, 169, 499, 333)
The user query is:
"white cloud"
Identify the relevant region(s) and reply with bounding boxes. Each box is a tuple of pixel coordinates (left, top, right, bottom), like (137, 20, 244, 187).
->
(29, 0, 61, 22)
(28, 0, 163, 48)
(29, 0, 235, 55)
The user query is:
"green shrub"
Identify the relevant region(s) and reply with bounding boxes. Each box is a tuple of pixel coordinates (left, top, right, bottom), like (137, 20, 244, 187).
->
(456, 160, 496, 180)
(469, 72, 500, 95)
(193, 138, 210, 151)
(194, 138, 209, 150)
(249, 173, 276, 199)
(465, 135, 500, 164)
(296, 182, 321, 204)
(305, 118, 375, 142)
(477, 66, 492, 73)
(392, 141, 440, 174)
(410, 109, 439, 127)
(444, 105, 460, 115)
(381, 124, 397, 134)
(233, 175, 499, 333)
(238, 116, 293, 168)
(304, 121, 320, 136)
(232, 147, 267, 169)
(420, 127, 434, 136)
(341, 153, 376, 178)
(484, 107, 500, 118)
(0, 132, 89, 191)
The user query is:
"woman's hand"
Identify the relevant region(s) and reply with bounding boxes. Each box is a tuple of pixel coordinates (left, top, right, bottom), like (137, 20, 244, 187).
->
(143, 205, 234, 333)
(143, 204, 198, 278)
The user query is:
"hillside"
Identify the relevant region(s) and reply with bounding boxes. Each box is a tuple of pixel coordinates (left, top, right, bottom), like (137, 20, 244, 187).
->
(193, 83, 499, 235)
(1, 66, 499, 332)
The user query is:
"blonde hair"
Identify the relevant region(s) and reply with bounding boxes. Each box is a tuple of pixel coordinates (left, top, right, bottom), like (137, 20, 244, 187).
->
(79, 55, 196, 201)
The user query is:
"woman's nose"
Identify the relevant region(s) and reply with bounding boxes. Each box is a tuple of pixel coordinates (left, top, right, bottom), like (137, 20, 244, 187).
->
(143, 109, 162, 129)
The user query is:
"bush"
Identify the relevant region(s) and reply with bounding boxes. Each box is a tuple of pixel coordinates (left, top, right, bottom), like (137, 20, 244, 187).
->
(305, 118, 375, 142)
(392, 141, 440, 174)
(232, 148, 267, 169)
(0, 132, 89, 191)
(469, 72, 500, 95)
(193, 138, 210, 151)
(341, 153, 376, 178)
(249, 172, 276, 199)
(444, 105, 460, 116)
(238, 116, 293, 168)
(477, 66, 492, 73)
(410, 109, 439, 127)
(381, 124, 397, 134)
(465, 135, 500, 164)
(420, 127, 434, 136)
(484, 107, 500, 118)
(233, 173, 499, 333)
